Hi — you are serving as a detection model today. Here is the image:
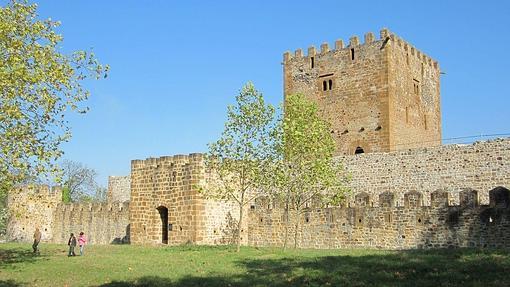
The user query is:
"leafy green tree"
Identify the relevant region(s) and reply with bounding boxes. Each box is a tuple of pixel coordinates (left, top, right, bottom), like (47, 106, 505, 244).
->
(0, 0, 108, 191)
(202, 82, 275, 252)
(271, 94, 349, 249)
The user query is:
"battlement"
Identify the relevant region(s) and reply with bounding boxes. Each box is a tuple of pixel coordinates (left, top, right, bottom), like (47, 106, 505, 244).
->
(253, 186, 508, 211)
(249, 187, 510, 249)
(389, 32, 439, 70)
(58, 201, 129, 212)
(283, 28, 439, 71)
(10, 185, 62, 199)
(131, 153, 204, 169)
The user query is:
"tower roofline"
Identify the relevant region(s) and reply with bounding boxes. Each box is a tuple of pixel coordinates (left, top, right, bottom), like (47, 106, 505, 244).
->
(283, 28, 439, 71)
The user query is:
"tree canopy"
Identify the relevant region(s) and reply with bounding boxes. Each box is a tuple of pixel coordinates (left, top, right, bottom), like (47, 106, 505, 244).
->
(272, 93, 350, 249)
(202, 82, 276, 252)
(0, 0, 108, 190)
(60, 159, 100, 203)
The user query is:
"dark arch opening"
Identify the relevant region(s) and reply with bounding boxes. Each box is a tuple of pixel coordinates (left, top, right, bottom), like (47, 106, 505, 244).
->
(328, 79, 333, 90)
(323, 81, 327, 91)
(489, 186, 510, 208)
(355, 147, 365, 154)
(157, 206, 169, 244)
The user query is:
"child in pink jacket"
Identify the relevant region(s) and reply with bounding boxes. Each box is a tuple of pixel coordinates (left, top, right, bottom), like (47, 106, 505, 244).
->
(78, 232, 87, 256)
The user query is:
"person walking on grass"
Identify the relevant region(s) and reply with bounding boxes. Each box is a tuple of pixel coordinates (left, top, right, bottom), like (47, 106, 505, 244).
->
(67, 233, 77, 256)
(32, 227, 41, 254)
(78, 232, 87, 256)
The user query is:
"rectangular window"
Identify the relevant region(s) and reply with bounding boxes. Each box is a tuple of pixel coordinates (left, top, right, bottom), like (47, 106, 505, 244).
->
(350, 48, 355, 60)
(311, 57, 315, 68)
(413, 79, 420, 95)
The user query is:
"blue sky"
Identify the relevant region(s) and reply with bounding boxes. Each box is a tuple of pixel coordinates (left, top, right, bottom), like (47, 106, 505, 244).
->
(16, 0, 510, 186)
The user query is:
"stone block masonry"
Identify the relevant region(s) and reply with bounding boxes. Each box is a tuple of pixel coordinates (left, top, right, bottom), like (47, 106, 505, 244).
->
(248, 138, 510, 249)
(341, 138, 510, 207)
(7, 138, 510, 248)
(7, 185, 130, 245)
(51, 202, 129, 244)
(284, 28, 441, 155)
(129, 154, 238, 245)
(6, 185, 61, 242)
(108, 175, 131, 203)
(249, 188, 510, 249)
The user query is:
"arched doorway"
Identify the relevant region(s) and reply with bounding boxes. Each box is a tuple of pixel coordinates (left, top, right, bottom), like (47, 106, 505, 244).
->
(355, 146, 365, 154)
(157, 206, 168, 244)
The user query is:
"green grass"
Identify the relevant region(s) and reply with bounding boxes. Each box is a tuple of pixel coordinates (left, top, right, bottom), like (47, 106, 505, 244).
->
(0, 243, 509, 287)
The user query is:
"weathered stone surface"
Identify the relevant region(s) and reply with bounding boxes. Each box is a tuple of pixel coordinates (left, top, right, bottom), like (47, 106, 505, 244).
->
(341, 139, 510, 207)
(7, 185, 130, 244)
(284, 28, 441, 155)
(108, 175, 131, 203)
(129, 154, 237, 245)
(248, 188, 510, 250)
(6, 186, 61, 242)
(248, 139, 510, 249)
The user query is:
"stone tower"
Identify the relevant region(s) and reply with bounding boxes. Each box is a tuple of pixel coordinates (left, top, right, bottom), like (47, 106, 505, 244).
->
(283, 28, 441, 155)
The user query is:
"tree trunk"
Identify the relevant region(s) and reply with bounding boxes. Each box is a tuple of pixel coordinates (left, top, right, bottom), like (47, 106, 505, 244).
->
(236, 193, 245, 252)
(293, 208, 300, 249)
(283, 192, 290, 250)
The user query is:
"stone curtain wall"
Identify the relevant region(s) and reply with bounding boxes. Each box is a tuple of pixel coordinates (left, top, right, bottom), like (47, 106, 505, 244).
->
(248, 139, 510, 249)
(6, 186, 61, 242)
(202, 200, 240, 245)
(129, 154, 238, 245)
(248, 188, 510, 249)
(341, 138, 510, 207)
(7, 183, 130, 245)
(51, 202, 130, 244)
(107, 175, 131, 203)
(8, 139, 510, 248)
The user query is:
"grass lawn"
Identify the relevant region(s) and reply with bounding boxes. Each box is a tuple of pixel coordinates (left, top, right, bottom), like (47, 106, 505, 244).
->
(0, 243, 509, 286)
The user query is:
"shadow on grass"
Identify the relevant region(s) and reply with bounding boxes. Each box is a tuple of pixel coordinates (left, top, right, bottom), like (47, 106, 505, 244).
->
(0, 247, 45, 269)
(0, 280, 23, 287)
(100, 248, 510, 287)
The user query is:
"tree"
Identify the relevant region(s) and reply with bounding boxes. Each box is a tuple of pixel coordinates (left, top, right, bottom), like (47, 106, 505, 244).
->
(60, 159, 98, 202)
(0, 0, 108, 191)
(271, 94, 349, 249)
(201, 82, 276, 252)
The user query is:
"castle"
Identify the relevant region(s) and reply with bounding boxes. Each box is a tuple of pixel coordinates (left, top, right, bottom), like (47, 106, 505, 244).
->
(7, 28, 510, 249)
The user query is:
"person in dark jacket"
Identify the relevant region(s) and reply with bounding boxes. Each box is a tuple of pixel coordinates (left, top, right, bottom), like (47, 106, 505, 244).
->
(67, 233, 77, 256)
